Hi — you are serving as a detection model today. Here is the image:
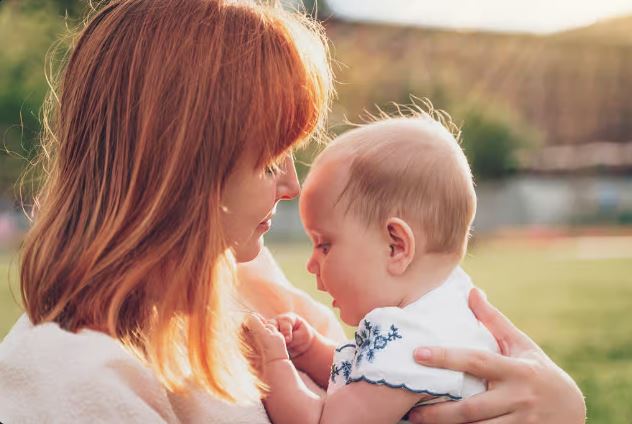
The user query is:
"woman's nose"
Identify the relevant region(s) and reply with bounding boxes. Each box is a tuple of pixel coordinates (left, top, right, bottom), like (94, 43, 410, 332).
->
(276, 154, 300, 201)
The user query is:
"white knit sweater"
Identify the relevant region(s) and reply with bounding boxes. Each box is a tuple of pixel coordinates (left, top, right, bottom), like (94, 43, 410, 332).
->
(0, 249, 345, 423)
(0, 314, 272, 423)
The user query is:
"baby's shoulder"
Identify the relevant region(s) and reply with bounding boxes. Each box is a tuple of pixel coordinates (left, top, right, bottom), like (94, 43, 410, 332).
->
(357, 274, 496, 353)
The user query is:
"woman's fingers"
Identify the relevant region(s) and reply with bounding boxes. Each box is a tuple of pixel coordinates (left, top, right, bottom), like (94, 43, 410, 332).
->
(407, 388, 514, 424)
(413, 346, 517, 380)
(469, 288, 537, 355)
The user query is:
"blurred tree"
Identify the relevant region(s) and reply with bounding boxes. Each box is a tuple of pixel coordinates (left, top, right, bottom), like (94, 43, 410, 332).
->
(295, 0, 333, 20)
(2, 0, 85, 17)
(459, 107, 534, 180)
(0, 0, 81, 198)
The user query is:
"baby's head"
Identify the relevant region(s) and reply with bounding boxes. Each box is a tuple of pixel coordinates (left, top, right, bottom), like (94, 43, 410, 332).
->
(299, 114, 476, 325)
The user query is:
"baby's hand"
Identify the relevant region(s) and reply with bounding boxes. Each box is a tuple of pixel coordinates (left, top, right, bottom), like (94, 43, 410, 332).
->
(243, 313, 289, 365)
(271, 312, 315, 359)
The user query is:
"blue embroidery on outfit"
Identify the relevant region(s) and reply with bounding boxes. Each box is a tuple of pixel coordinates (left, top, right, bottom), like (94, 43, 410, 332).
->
(330, 360, 353, 384)
(354, 320, 402, 365)
(335, 343, 355, 352)
(347, 376, 462, 401)
(329, 320, 404, 385)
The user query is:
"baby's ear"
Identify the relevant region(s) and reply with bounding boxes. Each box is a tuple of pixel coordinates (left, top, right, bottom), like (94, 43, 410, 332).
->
(385, 217, 415, 275)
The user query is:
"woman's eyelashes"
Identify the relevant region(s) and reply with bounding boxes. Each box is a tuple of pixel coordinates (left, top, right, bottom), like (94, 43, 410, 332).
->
(264, 153, 292, 177)
(264, 164, 279, 177)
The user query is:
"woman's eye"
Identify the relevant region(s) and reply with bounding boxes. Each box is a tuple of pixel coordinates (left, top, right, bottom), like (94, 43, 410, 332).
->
(316, 243, 330, 254)
(265, 165, 279, 176)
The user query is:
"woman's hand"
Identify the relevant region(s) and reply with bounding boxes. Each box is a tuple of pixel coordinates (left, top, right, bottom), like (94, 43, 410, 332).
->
(408, 288, 586, 424)
(271, 312, 316, 359)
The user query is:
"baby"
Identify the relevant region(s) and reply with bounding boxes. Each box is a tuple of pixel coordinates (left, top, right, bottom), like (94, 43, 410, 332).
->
(245, 113, 499, 423)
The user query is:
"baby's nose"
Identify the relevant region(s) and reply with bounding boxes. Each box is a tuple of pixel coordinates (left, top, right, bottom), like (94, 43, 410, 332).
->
(306, 255, 319, 275)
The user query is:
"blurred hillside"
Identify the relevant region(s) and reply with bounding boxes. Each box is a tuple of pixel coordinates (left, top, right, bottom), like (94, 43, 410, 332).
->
(2, 1, 632, 203)
(325, 17, 632, 148)
(555, 15, 632, 46)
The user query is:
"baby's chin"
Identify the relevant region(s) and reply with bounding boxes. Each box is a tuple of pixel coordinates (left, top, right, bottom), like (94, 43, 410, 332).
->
(339, 310, 362, 327)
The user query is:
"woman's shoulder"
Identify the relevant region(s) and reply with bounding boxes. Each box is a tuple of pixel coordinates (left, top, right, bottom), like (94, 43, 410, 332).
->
(0, 314, 178, 423)
(0, 313, 153, 381)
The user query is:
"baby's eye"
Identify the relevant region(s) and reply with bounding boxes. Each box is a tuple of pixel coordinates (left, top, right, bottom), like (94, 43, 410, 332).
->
(316, 243, 330, 254)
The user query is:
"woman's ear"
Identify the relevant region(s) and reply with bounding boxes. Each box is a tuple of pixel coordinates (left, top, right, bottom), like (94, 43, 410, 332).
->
(385, 217, 415, 275)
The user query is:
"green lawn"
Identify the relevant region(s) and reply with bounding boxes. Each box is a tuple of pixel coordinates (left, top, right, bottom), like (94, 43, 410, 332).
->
(266, 237, 632, 424)
(2, 237, 631, 423)
(0, 249, 22, 338)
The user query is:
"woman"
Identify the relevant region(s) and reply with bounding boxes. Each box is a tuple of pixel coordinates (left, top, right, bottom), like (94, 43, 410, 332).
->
(0, 0, 584, 422)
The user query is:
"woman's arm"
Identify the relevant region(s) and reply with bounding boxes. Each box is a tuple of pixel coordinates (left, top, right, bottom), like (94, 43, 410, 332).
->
(407, 289, 586, 424)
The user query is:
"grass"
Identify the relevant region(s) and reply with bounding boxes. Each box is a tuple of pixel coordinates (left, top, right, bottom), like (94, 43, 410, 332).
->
(266, 237, 632, 424)
(1, 236, 631, 422)
(0, 249, 22, 337)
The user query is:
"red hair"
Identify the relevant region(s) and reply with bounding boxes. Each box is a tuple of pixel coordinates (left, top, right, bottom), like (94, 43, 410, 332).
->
(20, 0, 331, 401)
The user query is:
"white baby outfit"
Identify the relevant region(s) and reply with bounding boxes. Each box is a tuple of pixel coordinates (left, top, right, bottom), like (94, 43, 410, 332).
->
(327, 266, 498, 405)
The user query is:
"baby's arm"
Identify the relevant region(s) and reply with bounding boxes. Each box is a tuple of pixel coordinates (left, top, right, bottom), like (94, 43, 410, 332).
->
(273, 312, 336, 389)
(244, 314, 324, 424)
(321, 381, 431, 424)
(245, 314, 431, 424)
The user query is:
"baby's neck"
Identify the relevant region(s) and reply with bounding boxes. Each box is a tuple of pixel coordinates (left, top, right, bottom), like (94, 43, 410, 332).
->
(396, 253, 460, 308)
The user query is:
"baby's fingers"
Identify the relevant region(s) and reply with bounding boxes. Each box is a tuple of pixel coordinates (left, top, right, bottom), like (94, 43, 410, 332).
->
(277, 318, 293, 343)
(243, 314, 270, 339)
(244, 315, 284, 345)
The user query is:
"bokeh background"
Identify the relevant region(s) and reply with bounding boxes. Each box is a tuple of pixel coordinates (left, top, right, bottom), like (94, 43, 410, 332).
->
(1, 0, 632, 421)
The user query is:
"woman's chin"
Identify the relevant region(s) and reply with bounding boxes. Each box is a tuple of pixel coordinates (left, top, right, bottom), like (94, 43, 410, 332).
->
(233, 236, 264, 263)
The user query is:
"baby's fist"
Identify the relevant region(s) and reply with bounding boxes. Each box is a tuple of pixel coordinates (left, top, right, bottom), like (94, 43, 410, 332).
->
(272, 313, 315, 359)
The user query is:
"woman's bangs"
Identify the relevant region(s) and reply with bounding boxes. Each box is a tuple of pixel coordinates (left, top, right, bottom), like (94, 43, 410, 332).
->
(251, 10, 329, 168)
(249, 66, 320, 170)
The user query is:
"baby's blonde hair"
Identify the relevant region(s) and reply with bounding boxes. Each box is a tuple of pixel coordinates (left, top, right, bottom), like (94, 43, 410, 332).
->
(318, 104, 475, 258)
